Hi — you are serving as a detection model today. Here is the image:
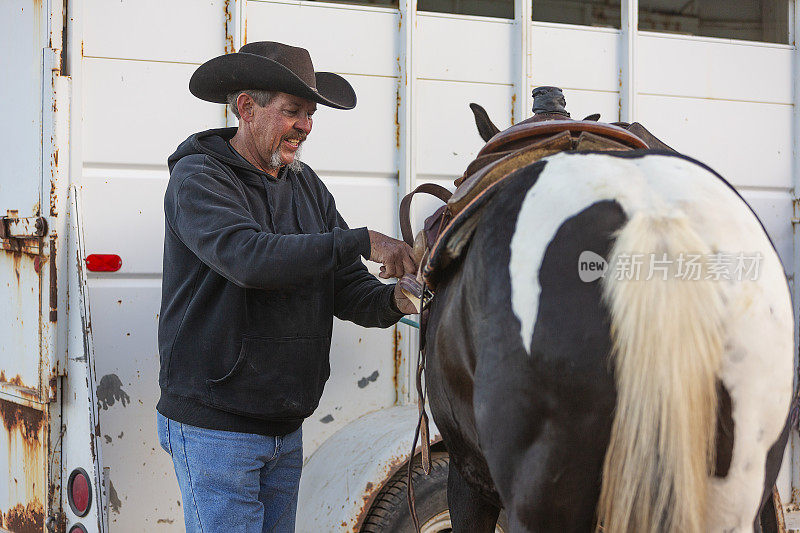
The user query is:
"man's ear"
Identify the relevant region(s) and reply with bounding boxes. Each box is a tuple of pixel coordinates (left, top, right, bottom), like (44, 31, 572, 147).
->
(236, 93, 255, 122)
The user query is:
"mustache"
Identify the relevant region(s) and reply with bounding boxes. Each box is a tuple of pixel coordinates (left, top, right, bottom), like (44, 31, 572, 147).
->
(283, 133, 307, 142)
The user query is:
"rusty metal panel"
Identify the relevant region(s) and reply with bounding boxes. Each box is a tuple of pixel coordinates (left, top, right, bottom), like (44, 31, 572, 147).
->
(0, 247, 42, 402)
(43, 61, 72, 406)
(0, 396, 47, 533)
(0, 0, 51, 406)
(0, 2, 70, 532)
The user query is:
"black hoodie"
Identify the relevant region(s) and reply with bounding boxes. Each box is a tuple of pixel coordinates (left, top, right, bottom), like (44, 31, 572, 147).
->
(157, 128, 403, 436)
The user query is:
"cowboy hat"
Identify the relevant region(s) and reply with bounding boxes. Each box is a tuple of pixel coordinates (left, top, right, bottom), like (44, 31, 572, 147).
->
(189, 41, 356, 110)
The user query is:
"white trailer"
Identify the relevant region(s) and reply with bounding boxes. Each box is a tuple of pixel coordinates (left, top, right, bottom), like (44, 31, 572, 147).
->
(1, 0, 798, 531)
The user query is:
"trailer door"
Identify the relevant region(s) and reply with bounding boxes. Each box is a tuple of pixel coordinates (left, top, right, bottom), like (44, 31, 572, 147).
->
(0, 0, 65, 530)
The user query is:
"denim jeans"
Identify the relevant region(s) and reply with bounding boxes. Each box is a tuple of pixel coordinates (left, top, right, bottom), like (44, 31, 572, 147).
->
(157, 411, 303, 533)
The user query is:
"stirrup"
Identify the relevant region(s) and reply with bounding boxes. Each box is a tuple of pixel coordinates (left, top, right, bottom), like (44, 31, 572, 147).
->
(398, 274, 434, 314)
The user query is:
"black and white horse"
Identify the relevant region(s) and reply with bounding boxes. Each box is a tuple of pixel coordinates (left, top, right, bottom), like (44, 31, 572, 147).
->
(425, 143, 793, 532)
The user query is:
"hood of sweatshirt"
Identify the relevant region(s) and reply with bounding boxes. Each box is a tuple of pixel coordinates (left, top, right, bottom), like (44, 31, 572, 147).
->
(168, 127, 285, 185)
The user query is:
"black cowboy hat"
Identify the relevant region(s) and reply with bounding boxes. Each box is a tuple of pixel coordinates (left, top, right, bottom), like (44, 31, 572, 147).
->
(189, 41, 356, 110)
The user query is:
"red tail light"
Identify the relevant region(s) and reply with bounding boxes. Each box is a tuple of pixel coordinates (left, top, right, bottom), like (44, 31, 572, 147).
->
(69, 524, 88, 533)
(85, 254, 122, 272)
(67, 468, 92, 517)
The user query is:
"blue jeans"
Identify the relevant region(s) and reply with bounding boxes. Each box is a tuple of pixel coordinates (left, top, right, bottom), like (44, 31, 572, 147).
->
(157, 411, 303, 533)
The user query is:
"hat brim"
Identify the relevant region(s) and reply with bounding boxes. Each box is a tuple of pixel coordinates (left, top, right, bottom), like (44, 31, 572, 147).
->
(189, 52, 356, 110)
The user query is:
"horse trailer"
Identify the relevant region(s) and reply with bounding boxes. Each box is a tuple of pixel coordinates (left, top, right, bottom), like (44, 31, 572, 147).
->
(1, 0, 799, 531)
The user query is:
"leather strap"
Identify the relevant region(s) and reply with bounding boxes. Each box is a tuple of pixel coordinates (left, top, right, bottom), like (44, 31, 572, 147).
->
(407, 347, 430, 533)
(399, 183, 453, 246)
(407, 281, 432, 533)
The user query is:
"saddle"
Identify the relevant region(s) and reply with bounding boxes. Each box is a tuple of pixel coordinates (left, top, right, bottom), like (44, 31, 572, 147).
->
(398, 87, 672, 309)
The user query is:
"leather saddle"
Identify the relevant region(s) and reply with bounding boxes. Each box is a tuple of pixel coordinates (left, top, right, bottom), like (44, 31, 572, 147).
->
(398, 89, 673, 307)
(449, 119, 648, 214)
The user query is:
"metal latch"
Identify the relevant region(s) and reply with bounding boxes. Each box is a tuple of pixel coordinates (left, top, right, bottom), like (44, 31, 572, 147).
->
(0, 216, 48, 239)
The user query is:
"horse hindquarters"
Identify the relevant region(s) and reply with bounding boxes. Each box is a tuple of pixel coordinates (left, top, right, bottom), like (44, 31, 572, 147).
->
(580, 154, 795, 533)
(429, 153, 793, 533)
(435, 166, 624, 532)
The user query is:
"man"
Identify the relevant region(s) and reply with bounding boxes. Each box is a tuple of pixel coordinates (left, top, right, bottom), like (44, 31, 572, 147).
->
(156, 41, 417, 532)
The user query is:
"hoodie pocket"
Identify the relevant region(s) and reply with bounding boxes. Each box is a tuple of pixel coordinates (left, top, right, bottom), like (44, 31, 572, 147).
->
(206, 335, 331, 420)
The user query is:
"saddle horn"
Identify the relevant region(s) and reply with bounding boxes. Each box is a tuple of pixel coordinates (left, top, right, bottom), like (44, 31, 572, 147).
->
(532, 86, 570, 118)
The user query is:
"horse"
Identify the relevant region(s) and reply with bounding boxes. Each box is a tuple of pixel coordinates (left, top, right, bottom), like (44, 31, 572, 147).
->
(420, 104, 794, 532)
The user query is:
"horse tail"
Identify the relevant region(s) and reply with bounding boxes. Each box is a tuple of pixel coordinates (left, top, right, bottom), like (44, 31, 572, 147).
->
(597, 209, 724, 533)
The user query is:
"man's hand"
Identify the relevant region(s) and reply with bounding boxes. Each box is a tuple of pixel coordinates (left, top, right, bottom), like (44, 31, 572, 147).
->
(368, 230, 417, 279)
(393, 282, 419, 314)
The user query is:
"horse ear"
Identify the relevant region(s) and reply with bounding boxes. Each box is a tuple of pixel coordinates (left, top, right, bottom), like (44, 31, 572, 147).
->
(469, 103, 501, 142)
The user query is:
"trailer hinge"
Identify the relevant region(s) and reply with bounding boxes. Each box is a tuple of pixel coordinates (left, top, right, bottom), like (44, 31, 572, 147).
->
(0, 217, 48, 254)
(0, 216, 48, 239)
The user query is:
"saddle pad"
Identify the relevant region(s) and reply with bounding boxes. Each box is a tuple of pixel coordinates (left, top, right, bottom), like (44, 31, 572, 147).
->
(455, 149, 514, 187)
(423, 168, 520, 284)
(574, 131, 632, 152)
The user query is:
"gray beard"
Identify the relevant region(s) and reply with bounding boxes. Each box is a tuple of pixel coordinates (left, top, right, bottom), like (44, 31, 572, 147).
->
(270, 144, 304, 173)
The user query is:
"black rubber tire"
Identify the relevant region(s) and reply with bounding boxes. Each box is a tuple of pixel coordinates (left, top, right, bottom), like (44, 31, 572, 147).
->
(360, 452, 508, 533)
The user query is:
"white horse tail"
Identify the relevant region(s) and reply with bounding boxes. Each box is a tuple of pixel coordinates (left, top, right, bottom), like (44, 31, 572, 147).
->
(596, 209, 725, 533)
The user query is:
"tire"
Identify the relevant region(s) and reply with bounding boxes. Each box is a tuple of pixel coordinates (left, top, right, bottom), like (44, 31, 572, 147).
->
(360, 452, 509, 533)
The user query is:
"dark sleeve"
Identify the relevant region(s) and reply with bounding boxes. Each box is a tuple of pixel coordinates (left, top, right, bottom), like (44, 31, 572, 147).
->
(330, 210, 405, 328)
(167, 170, 366, 289)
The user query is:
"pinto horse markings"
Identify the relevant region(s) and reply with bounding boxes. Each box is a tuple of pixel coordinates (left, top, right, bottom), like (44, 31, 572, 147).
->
(425, 151, 793, 532)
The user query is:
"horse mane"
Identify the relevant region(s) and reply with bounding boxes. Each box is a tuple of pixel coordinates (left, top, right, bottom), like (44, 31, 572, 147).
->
(597, 209, 724, 533)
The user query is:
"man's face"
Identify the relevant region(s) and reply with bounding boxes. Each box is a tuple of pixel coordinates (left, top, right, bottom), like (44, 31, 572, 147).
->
(250, 92, 316, 170)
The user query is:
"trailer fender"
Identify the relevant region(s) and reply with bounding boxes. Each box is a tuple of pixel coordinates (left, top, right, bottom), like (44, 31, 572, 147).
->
(296, 404, 441, 532)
